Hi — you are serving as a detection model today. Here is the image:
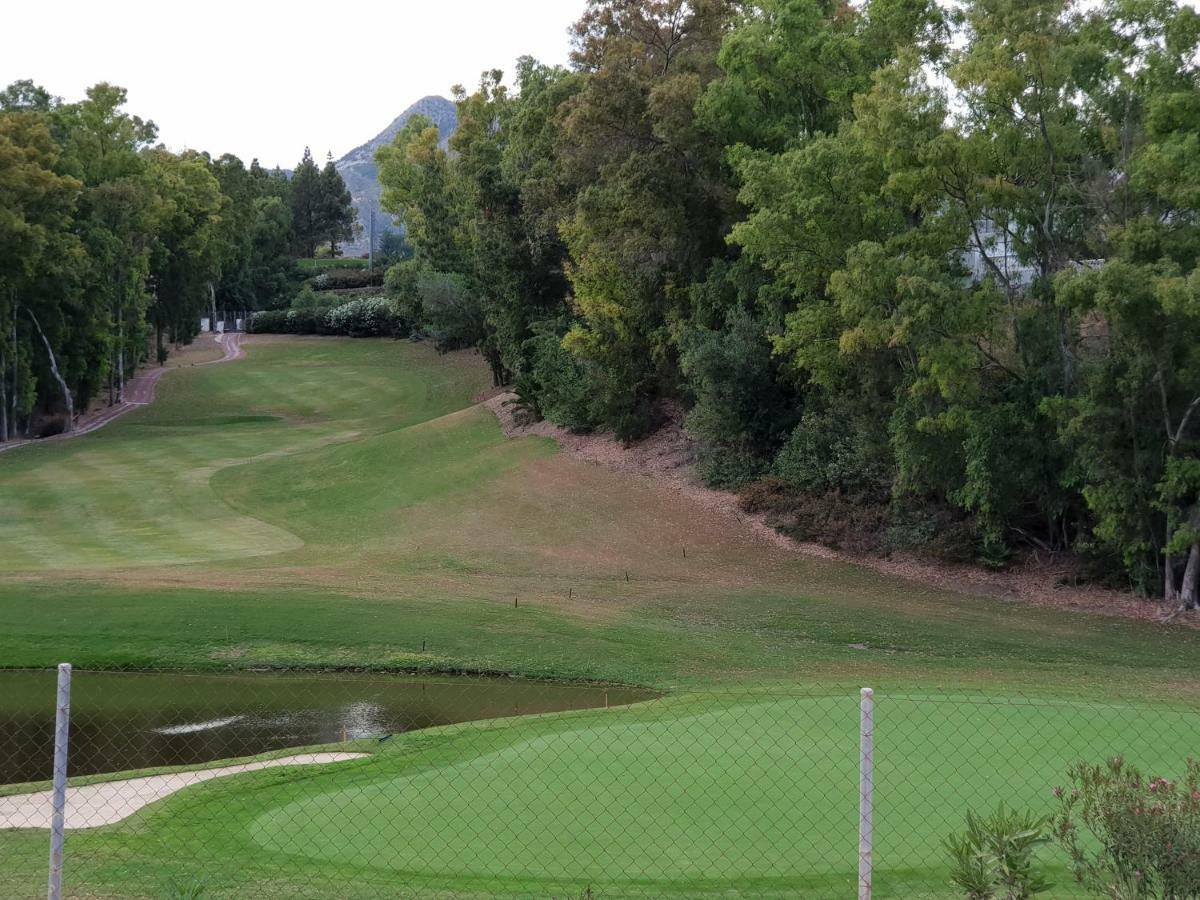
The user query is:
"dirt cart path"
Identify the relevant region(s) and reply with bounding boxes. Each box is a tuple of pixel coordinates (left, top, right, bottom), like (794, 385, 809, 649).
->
(0, 332, 246, 456)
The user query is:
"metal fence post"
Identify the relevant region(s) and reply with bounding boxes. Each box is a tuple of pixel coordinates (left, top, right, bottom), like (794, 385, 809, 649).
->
(47, 663, 71, 900)
(859, 687, 874, 900)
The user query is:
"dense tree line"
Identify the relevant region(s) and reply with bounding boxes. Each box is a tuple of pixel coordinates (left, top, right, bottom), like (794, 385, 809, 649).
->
(0, 81, 356, 439)
(376, 0, 1200, 607)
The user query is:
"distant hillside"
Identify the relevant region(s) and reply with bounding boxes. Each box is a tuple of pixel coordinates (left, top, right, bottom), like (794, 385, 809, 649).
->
(336, 96, 458, 256)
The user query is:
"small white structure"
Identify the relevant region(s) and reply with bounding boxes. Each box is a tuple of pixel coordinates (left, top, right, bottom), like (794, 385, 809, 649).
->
(964, 218, 1041, 289)
(200, 318, 211, 333)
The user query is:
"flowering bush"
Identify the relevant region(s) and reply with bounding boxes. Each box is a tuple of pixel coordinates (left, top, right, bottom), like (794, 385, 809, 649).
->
(323, 297, 401, 338)
(249, 297, 404, 338)
(1053, 756, 1200, 898)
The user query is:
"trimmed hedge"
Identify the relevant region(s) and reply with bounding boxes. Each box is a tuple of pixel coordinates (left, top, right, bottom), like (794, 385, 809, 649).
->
(295, 257, 369, 273)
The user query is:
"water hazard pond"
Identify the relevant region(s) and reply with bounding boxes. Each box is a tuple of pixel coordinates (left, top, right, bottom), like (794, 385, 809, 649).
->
(0, 670, 653, 785)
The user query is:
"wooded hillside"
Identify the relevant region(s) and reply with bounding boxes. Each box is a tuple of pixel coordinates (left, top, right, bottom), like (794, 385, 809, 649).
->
(374, 0, 1200, 608)
(0, 83, 356, 438)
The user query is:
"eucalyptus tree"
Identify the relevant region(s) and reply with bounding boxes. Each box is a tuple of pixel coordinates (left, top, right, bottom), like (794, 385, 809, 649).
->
(0, 103, 83, 436)
(56, 83, 158, 404)
(144, 149, 227, 360)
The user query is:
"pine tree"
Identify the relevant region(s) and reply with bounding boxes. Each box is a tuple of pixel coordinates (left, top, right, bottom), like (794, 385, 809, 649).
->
(290, 146, 321, 258)
(317, 151, 356, 257)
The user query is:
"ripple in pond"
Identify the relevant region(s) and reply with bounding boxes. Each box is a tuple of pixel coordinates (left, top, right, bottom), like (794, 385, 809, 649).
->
(0, 671, 653, 785)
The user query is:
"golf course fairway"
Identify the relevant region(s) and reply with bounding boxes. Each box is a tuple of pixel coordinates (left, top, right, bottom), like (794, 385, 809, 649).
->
(1, 336, 1198, 898)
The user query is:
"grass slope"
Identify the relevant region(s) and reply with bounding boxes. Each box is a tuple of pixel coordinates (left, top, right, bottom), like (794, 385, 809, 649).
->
(1, 336, 1198, 897)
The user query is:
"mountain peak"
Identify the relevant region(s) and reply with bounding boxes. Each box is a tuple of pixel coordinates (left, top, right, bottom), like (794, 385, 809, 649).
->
(336, 96, 458, 255)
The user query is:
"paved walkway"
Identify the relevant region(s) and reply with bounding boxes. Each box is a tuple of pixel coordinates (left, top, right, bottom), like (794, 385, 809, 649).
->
(0, 332, 245, 455)
(0, 751, 367, 830)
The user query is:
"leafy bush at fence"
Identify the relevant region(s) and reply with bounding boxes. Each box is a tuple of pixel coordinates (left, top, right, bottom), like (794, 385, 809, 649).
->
(1053, 756, 1200, 899)
(945, 803, 1052, 899)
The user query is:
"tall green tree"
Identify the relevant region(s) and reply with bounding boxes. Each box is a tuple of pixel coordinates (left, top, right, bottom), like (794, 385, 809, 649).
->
(0, 106, 83, 436)
(377, 115, 468, 273)
(56, 83, 158, 405)
(145, 149, 226, 360)
(317, 152, 356, 257)
(290, 146, 322, 258)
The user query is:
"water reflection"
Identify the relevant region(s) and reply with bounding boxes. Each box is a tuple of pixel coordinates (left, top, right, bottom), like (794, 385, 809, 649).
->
(0, 671, 652, 784)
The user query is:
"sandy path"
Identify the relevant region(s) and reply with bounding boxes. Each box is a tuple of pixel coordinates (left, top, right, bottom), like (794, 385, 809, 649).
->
(197, 331, 245, 367)
(0, 332, 246, 456)
(0, 751, 367, 830)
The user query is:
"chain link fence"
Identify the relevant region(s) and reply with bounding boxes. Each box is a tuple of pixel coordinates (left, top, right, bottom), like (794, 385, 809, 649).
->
(1, 667, 1197, 898)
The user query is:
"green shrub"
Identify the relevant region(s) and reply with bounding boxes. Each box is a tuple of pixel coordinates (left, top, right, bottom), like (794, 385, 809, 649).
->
(248, 309, 287, 333)
(886, 506, 981, 563)
(1053, 756, 1200, 898)
(250, 298, 402, 338)
(698, 446, 767, 490)
(678, 307, 795, 456)
(772, 406, 892, 499)
(418, 271, 483, 351)
(285, 308, 327, 334)
(248, 308, 330, 335)
(945, 804, 1052, 899)
(310, 268, 385, 291)
(295, 257, 368, 273)
(522, 327, 598, 433)
(384, 259, 424, 334)
(290, 284, 325, 310)
(324, 297, 401, 338)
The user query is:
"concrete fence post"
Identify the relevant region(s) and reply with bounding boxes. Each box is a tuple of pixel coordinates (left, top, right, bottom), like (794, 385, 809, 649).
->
(47, 663, 71, 900)
(859, 687, 874, 900)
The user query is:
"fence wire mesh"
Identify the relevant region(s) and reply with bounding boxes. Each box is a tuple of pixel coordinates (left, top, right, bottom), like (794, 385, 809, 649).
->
(0, 668, 1197, 899)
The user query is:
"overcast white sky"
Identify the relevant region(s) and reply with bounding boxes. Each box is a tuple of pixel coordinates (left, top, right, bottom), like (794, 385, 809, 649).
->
(2, 0, 585, 168)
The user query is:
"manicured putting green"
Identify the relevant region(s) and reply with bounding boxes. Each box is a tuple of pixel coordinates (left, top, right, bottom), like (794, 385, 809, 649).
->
(239, 694, 1196, 896)
(2, 693, 1187, 898)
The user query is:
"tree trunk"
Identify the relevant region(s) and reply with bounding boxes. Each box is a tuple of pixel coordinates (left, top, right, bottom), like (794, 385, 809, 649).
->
(1165, 552, 1180, 607)
(0, 342, 7, 442)
(116, 301, 125, 403)
(27, 308, 74, 432)
(10, 313, 17, 439)
(1181, 543, 1200, 611)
